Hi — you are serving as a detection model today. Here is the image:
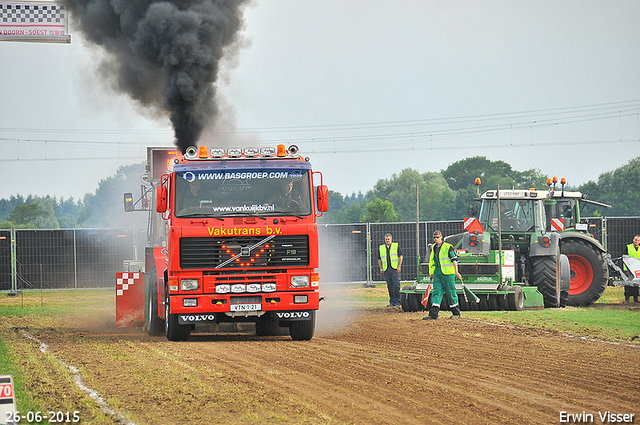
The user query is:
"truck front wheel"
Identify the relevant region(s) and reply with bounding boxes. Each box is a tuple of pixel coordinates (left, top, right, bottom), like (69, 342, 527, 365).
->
(289, 311, 316, 341)
(165, 298, 191, 341)
(561, 239, 608, 307)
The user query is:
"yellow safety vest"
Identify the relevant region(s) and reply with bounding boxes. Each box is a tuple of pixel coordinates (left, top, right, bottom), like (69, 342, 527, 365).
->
(628, 244, 640, 259)
(429, 242, 455, 275)
(379, 243, 399, 271)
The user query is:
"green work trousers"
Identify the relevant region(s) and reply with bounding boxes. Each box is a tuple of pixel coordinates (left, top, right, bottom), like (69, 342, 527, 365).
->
(431, 270, 459, 308)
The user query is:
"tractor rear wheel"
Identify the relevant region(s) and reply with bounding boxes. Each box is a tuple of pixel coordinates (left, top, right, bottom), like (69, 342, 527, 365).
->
(532, 255, 560, 308)
(561, 239, 608, 307)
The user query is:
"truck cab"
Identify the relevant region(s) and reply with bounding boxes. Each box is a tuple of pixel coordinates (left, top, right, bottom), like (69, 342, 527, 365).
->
(119, 145, 328, 341)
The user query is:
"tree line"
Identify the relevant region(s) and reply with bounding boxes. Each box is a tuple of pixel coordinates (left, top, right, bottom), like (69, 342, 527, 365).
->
(1, 156, 638, 229)
(319, 156, 640, 223)
(0, 163, 147, 229)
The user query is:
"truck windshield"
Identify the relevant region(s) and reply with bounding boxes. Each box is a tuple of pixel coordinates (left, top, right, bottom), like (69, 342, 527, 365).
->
(174, 169, 312, 218)
(480, 199, 536, 232)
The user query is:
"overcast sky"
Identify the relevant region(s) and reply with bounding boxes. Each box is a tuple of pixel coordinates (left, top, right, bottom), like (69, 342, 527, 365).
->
(1, 0, 639, 201)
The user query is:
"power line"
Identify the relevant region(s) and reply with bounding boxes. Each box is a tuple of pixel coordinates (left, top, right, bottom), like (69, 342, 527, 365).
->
(1, 99, 639, 135)
(1, 100, 638, 157)
(0, 139, 635, 162)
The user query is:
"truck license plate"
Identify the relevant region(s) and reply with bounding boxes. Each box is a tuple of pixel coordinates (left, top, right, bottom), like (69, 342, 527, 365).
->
(230, 303, 261, 312)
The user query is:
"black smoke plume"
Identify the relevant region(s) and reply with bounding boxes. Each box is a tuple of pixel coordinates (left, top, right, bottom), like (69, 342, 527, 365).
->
(68, 0, 248, 153)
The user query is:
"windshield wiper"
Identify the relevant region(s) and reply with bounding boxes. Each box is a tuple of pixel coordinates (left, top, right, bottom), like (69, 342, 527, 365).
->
(178, 213, 223, 221)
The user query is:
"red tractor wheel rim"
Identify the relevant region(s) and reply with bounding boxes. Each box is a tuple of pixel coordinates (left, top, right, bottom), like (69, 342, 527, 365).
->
(567, 255, 593, 295)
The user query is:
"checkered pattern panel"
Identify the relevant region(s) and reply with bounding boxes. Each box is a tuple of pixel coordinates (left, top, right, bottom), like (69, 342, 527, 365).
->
(116, 272, 142, 297)
(0, 3, 66, 23)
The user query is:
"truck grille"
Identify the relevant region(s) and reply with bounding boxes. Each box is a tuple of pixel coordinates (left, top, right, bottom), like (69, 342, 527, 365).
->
(180, 235, 309, 269)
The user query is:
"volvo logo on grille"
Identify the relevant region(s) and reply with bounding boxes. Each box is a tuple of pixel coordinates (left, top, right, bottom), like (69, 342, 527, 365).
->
(178, 314, 216, 325)
(241, 247, 251, 256)
(275, 311, 311, 320)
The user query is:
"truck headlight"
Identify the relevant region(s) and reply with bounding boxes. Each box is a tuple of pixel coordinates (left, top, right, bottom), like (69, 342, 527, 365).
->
(181, 279, 199, 291)
(294, 295, 308, 303)
(291, 276, 309, 288)
(183, 298, 198, 307)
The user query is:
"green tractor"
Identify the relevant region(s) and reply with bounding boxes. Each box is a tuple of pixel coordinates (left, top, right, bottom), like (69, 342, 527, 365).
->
(400, 179, 612, 311)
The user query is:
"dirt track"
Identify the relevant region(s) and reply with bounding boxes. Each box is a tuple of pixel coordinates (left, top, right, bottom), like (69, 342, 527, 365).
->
(3, 290, 640, 425)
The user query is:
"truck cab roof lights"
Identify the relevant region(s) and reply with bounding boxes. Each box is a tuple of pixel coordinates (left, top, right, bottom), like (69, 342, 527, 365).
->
(210, 148, 225, 158)
(244, 147, 260, 157)
(181, 145, 299, 160)
(260, 147, 276, 157)
(227, 148, 242, 157)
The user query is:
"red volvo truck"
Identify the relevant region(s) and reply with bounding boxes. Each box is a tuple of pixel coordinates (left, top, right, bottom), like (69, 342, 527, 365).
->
(117, 144, 328, 341)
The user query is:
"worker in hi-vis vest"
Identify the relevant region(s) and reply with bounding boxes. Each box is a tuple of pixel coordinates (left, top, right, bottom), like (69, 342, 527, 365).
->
(423, 230, 463, 320)
(624, 234, 640, 303)
(378, 233, 403, 307)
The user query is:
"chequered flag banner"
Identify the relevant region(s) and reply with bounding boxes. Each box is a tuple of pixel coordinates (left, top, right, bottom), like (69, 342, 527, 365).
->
(0, 1, 69, 42)
(0, 2, 65, 23)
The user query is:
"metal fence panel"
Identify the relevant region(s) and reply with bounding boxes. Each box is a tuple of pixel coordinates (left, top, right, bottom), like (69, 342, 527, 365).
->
(370, 222, 419, 283)
(15, 228, 136, 289)
(604, 217, 640, 258)
(318, 223, 368, 283)
(16, 229, 75, 290)
(0, 230, 11, 291)
(75, 229, 136, 288)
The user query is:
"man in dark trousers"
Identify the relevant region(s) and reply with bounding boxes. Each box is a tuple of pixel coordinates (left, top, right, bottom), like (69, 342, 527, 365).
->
(423, 230, 463, 320)
(378, 233, 403, 307)
(624, 234, 640, 302)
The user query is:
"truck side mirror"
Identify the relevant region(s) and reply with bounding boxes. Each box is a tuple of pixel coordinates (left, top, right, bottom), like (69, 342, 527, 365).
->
(317, 185, 329, 212)
(156, 186, 168, 213)
(124, 193, 134, 212)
